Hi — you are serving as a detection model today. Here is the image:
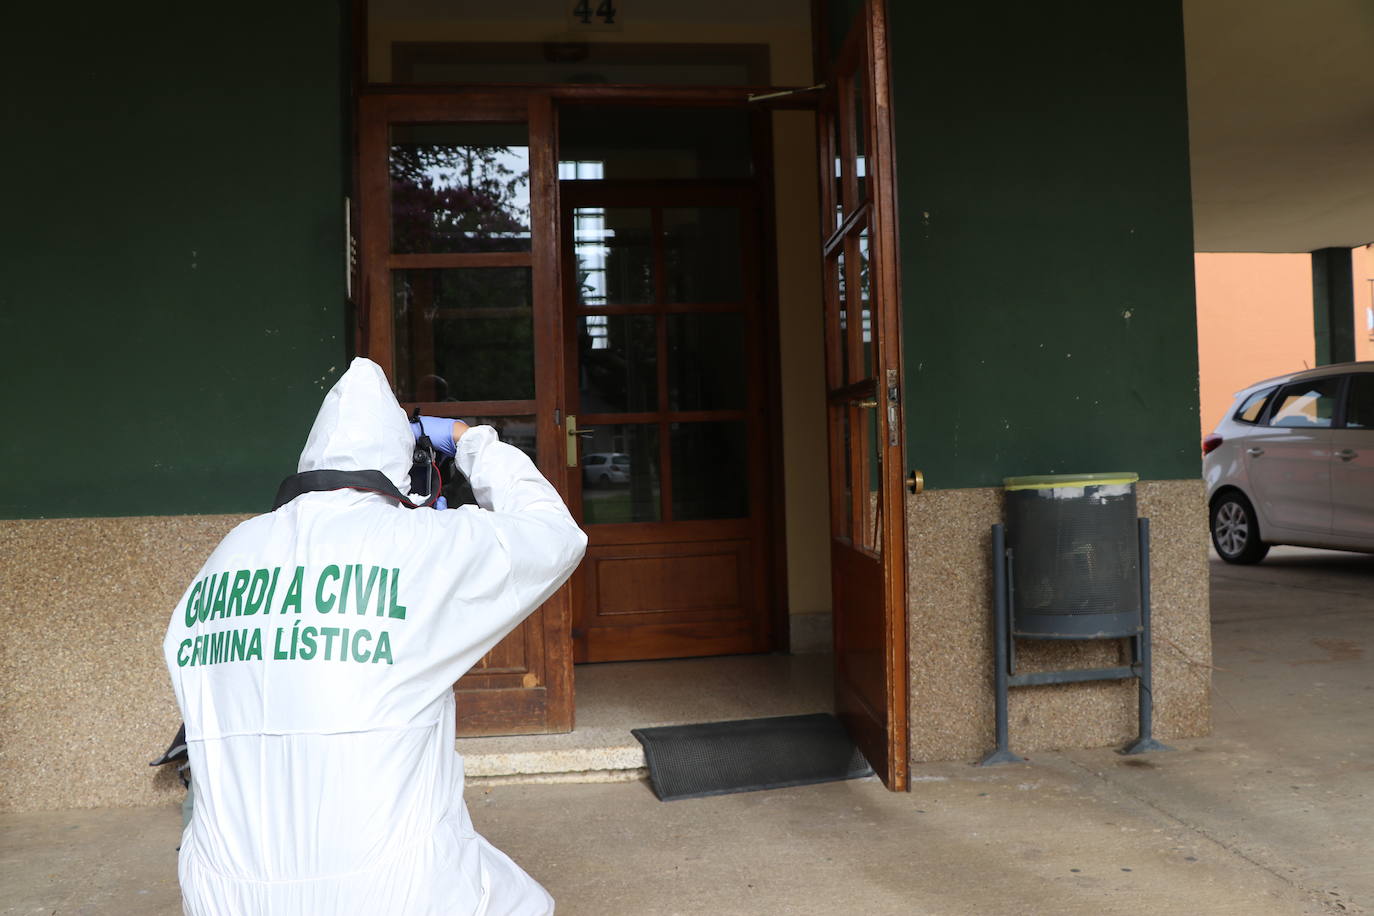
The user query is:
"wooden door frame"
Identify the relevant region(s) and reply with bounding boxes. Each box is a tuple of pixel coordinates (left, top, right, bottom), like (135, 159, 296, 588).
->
(816, 0, 910, 791)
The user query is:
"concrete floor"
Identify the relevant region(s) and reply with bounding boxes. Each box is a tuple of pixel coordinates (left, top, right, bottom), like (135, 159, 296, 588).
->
(2, 547, 1370, 915)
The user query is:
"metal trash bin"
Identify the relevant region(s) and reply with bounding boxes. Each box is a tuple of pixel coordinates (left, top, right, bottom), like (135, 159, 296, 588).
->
(1003, 472, 1141, 639)
(980, 472, 1171, 765)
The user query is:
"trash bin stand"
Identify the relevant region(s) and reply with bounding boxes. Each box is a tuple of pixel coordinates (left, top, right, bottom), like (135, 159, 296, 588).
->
(978, 517, 1173, 766)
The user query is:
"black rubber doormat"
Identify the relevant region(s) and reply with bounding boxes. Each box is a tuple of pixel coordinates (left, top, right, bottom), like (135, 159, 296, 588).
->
(632, 713, 874, 801)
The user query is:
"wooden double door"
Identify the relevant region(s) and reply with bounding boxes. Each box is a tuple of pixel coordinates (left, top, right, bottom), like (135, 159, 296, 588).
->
(358, 0, 908, 791)
(358, 92, 776, 736)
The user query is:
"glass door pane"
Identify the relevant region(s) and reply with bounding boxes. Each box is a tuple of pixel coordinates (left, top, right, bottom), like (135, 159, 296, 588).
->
(392, 267, 534, 402)
(572, 207, 654, 306)
(836, 247, 850, 385)
(858, 227, 874, 379)
(580, 424, 661, 525)
(670, 421, 749, 520)
(663, 207, 743, 303)
(852, 75, 868, 206)
(389, 123, 532, 253)
(667, 313, 746, 410)
(560, 106, 754, 181)
(578, 314, 658, 413)
(830, 104, 845, 231)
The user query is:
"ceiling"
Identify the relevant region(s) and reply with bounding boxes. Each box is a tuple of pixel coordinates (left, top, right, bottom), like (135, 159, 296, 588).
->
(370, 0, 1372, 253)
(1185, 0, 1374, 252)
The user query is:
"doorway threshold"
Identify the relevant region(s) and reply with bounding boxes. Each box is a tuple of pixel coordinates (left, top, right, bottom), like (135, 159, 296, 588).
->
(460, 653, 832, 786)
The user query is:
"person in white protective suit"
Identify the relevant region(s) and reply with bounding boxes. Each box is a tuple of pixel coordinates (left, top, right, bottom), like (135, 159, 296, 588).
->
(162, 357, 586, 915)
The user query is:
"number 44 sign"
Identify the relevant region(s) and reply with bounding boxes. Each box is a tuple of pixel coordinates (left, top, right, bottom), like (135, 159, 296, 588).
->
(570, 0, 620, 29)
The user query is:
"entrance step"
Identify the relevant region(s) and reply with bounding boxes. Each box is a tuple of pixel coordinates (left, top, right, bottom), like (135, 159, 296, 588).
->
(458, 653, 832, 786)
(462, 728, 648, 786)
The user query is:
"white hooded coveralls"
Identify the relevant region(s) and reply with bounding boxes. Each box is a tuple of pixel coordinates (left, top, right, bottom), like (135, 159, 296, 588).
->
(163, 359, 586, 915)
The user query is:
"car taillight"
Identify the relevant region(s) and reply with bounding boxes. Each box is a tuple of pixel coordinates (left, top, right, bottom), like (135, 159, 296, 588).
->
(1202, 434, 1223, 455)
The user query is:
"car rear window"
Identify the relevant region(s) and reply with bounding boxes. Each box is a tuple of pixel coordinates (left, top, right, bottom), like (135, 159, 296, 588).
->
(1345, 374, 1374, 429)
(1268, 378, 1343, 428)
(1233, 386, 1276, 424)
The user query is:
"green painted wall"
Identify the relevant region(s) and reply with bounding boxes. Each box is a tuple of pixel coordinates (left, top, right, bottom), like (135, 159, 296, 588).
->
(887, 2, 1201, 489)
(0, 3, 350, 518)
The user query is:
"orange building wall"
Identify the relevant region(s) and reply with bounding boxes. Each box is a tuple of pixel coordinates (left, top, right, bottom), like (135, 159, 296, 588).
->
(1195, 253, 1314, 437)
(1195, 246, 1374, 439)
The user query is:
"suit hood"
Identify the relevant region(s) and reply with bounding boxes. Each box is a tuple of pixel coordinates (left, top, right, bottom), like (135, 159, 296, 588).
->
(297, 357, 417, 499)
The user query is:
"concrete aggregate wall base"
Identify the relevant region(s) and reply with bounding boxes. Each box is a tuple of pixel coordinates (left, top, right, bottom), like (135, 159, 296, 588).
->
(905, 480, 1212, 763)
(0, 514, 250, 812)
(2, 512, 836, 812)
(1, 480, 1209, 809)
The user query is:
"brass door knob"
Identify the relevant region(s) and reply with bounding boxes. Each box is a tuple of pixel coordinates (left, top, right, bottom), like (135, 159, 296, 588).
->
(906, 469, 925, 494)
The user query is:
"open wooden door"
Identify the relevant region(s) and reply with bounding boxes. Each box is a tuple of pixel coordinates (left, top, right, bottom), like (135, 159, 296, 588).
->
(358, 92, 573, 736)
(819, 1, 909, 790)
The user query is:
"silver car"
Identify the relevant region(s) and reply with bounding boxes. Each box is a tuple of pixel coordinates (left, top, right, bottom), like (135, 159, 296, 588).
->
(1204, 361, 1374, 563)
(582, 452, 631, 487)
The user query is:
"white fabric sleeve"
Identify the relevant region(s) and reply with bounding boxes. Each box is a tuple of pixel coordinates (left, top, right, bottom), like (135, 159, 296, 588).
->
(452, 425, 588, 619)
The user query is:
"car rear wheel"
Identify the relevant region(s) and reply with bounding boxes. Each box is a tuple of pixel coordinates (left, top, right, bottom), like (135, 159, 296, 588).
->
(1210, 492, 1269, 564)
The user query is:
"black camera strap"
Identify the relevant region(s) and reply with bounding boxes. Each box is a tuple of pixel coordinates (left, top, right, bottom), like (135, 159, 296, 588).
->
(271, 469, 435, 511)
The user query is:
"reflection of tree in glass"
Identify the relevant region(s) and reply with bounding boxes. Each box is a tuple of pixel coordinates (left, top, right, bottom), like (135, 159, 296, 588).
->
(390, 144, 530, 253)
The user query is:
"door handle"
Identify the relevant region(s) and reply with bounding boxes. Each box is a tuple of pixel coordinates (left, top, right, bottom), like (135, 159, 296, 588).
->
(1335, 448, 1358, 461)
(565, 415, 596, 467)
(1246, 447, 1265, 457)
(850, 398, 879, 408)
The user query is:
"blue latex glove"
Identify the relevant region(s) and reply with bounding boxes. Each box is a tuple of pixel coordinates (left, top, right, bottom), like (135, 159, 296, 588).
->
(432, 495, 448, 510)
(410, 415, 459, 457)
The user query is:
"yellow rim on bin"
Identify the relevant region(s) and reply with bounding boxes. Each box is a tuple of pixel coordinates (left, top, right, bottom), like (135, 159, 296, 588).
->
(1003, 472, 1138, 491)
